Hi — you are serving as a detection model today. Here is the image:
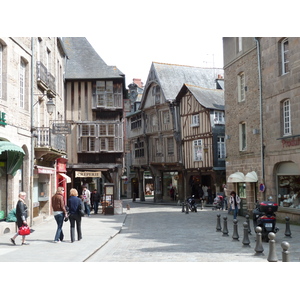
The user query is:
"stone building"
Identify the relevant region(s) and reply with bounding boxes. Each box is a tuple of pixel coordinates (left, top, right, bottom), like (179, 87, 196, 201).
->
(0, 37, 67, 234)
(223, 37, 300, 223)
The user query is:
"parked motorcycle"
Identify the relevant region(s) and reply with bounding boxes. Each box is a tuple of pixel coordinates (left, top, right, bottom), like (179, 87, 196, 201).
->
(252, 200, 279, 241)
(187, 196, 197, 212)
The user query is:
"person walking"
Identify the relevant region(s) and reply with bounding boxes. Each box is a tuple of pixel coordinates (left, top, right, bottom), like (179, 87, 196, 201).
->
(67, 188, 83, 243)
(82, 185, 91, 217)
(91, 189, 101, 214)
(10, 191, 30, 246)
(52, 187, 68, 243)
(229, 191, 241, 219)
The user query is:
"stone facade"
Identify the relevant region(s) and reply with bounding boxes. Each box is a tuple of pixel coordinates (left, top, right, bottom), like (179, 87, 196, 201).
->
(223, 37, 300, 223)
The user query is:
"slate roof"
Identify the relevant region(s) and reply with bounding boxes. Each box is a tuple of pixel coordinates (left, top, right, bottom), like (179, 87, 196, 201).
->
(62, 37, 125, 80)
(183, 84, 224, 110)
(146, 62, 223, 102)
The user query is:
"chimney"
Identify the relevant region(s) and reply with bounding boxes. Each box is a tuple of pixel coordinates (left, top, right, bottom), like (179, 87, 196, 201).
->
(133, 78, 143, 88)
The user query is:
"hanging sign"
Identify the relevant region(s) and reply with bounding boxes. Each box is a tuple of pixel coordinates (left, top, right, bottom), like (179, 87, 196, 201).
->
(75, 171, 101, 178)
(259, 183, 265, 192)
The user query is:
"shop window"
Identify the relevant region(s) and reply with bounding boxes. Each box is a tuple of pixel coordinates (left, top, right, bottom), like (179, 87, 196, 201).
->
(278, 175, 300, 209)
(237, 183, 246, 199)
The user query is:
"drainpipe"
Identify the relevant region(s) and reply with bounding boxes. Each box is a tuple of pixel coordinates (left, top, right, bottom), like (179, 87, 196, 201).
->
(254, 37, 265, 201)
(30, 38, 35, 226)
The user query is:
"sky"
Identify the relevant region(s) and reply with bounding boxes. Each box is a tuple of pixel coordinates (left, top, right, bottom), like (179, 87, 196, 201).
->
(86, 35, 224, 87)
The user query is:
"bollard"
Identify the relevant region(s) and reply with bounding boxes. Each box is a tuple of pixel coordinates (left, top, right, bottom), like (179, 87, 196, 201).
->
(232, 219, 239, 241)
(201, 199, 204, 210)
(126, 204, 130, 210)
(246, 215, 252, 235)
(267, 232, 278, 262)
(216, 214, 222, 232)
(285, 217, 292, 238)
(222, 216, 229, 236)
(182, 202, 185, 213)
(254, 226, 264, 254)
(185, 203, 189, 214)
(242, 222, 250, 246)
(281, 241, 290, 262)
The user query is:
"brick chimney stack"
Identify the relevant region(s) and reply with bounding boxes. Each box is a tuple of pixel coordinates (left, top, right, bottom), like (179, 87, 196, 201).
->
(133, 78, 143, 88)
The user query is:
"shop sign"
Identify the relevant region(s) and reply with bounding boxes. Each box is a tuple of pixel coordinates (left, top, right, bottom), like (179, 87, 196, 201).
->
(75, 171, 101, 178)
(282, 137, 300, 148)
(0, 112, 7, 126)
(52, 122, 71, 134)
(37, 167, 55, 174)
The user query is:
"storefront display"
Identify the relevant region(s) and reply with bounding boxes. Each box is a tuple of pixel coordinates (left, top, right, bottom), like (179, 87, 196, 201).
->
(278, 175, 300, 209)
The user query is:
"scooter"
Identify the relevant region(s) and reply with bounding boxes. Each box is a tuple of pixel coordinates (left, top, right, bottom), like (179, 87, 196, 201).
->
(187, 196, 197, 212)
(252, 200, 279, 242)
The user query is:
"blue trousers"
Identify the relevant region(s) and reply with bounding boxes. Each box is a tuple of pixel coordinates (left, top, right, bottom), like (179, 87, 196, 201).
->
(54, 213, 64, 241)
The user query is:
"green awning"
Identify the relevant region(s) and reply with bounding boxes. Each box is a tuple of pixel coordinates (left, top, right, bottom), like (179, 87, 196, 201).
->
(0, 141, 25, 176)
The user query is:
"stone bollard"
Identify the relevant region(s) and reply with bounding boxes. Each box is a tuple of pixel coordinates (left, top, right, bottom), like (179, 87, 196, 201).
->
(216, 214, 222, 232)
(232, 219, 239, 241)
(254, 226, 264, 255)
(281, 241, 290, 262)
(201, 199, 204, 210)
(267, 232, 278, 262)
(222, 216, 229, 236)
(182, 202, 185, 213)
(285, 217, 292, 238)
(246, 214, 252, 235)
(185, 203, 189, 214)
(242, 222, 250, 246)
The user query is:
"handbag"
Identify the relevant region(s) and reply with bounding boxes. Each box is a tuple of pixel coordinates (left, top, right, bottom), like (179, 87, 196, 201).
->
(18, 225, 31, 236)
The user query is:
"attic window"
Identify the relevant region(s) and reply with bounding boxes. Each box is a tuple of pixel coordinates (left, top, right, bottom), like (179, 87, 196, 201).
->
(152, 85, 161, 104)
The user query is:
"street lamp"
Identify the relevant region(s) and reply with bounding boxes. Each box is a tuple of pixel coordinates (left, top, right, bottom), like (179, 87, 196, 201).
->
(46, 98, 55, 115)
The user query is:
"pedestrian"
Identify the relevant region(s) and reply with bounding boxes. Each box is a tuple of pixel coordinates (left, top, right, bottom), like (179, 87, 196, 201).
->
(67, 188, 83, 243)
(10, 191, 30, 246)
(91, 189, 101, 214)
(51, 187, 68, 243)
(229, 191, 241, 219)
(82, 185, 91, 217)
(222, 184, 229, 210)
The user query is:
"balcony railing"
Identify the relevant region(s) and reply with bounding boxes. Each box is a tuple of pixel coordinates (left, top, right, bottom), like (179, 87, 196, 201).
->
(36, 61, 56, 96)
(34, 127, 66, 153)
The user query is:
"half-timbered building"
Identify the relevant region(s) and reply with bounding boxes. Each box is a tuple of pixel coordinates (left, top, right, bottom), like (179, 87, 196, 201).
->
(175, 83, 225, 202)
(63, 37, 126, 199)
(127, 62, 223, 202)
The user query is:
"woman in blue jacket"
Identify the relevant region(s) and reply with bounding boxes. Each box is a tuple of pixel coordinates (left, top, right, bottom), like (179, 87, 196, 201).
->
(67, 188, 83, 243)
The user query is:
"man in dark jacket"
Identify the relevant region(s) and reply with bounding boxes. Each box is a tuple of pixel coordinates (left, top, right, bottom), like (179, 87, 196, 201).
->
(91, 189, 101, 214)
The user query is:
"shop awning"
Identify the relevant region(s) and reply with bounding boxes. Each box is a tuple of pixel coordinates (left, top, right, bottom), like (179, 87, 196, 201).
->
(0, 141, 25, 176)
(245, 171, 258, 182)
(227, 172, 245, 183)
(59, 173, 71, 183)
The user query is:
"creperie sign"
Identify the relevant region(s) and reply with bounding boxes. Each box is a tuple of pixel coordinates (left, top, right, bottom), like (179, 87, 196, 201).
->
(282, 137, 300, 148)
(75, 171, 101, 178)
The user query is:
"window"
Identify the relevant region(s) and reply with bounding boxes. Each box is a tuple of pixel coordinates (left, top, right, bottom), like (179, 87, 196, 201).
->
(237, 37, 242, 52)
(163, 110, 170, 124)
(238, 72, 245, 102)
(193, 139, 203, 161)
(239, 122, 247, 151)
(0, 43, 2, 98)
(134, 140, 144, 158)
(214, 111, 225, 124)
(167, 138, 174, 155)
(191, 114, 200, 127)
(95, 80, 122, 108)
(20, 59, 26, 108)
(217, 136, 226, 159)
(155, 138, 162, 156)
(283, 99, 291, 136)
(131, 114, 142, 130)
(281, 38, 289, 75)
(152, 85, 161, 104)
